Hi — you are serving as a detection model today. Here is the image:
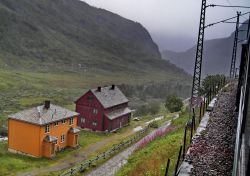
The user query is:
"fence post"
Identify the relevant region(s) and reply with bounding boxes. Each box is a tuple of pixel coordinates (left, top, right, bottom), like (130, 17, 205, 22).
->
(182, 125, 187, 160)
(209, 88, 212, 102)
(203, 96, 206, 115)
(199, 102, 202, 123)
(212, 85, 215, 97)
(205, 94, 208, 110)
(80, 164, 83, 172)
(192, 108, 195, 130)
(88, 160, 92, 168)
(190, 118, 193, 144)
(174, 145, 183, 176)
(164, 158, 170, 176)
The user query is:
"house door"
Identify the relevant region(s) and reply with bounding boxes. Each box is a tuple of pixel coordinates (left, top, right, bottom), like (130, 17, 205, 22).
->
(51, 143, 55, 155)
(109, 122, 112, 131)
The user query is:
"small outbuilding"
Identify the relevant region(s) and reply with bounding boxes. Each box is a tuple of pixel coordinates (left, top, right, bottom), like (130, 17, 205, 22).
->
(75, 85, 132, 132)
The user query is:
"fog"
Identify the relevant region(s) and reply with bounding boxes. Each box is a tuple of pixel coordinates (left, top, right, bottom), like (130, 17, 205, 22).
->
(81, 0, 250, 51)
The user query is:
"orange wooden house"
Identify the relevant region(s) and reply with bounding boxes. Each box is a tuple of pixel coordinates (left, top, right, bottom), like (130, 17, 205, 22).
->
(8, 101, 80, 158)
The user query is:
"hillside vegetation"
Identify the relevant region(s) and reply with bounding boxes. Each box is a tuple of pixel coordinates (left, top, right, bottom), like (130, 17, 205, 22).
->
(0, 0, 185, 75)
(0, 0, 191, 131)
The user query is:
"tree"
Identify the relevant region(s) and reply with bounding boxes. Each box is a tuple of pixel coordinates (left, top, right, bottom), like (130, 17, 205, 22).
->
(165, 94, 183, 113)
(200, 74, 225, 95)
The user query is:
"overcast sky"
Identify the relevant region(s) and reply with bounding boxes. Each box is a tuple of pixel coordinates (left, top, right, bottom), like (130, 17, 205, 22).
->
(81, 0, 250, 51)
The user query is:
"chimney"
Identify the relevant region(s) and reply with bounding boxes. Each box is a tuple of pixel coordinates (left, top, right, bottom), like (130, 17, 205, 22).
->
(111, 85, 115, 90)
(44, 100, 50, 109)
(97, 86, 101, 92)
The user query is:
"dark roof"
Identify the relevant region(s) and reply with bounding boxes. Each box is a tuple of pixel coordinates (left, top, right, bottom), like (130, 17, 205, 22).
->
(105, 107, 132, 120)
(90, 86, 129, 108)
(8, 104, 79, 125)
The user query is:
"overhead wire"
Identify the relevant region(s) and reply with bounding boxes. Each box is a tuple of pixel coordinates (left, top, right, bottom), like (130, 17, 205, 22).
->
(205, 11, 250, 28)
(225, 0, 248, 20)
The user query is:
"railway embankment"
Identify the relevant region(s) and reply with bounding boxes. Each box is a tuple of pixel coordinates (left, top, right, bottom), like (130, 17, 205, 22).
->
(179, 83, 237, 175)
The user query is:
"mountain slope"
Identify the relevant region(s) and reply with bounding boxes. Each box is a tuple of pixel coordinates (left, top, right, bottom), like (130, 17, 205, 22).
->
(0, 0, 189, 80)
(162, 23, 248, 75)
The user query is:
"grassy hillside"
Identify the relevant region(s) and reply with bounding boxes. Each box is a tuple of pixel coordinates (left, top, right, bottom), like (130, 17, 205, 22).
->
(0, 0, 192, 132)
(0, 0, 163, 72)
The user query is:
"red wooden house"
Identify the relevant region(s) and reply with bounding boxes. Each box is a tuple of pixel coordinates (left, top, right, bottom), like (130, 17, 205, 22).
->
(75, 85, 132, 132)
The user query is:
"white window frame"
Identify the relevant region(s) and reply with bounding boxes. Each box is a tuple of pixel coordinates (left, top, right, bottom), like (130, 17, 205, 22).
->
(81, 117, 85, 123)
(92, 121, 97, 126)
(93, 108, 98, 115)
(61, 134, 65, 143)
(61, 119, 66, 124)
(54, 121, 59, 126)
(69, 117, 74, 125)
(45, 124, 50, 133)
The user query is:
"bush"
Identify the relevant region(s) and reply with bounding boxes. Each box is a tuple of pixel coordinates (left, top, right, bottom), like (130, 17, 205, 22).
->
(165, 94, 183, 113)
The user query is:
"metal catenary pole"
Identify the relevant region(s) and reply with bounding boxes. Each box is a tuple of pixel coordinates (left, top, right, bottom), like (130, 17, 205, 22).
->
(230, 12, 241, 78)
(190, 0, 207, 107)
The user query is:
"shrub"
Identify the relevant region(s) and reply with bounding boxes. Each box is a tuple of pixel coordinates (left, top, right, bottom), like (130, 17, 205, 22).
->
(165, 94, 183, 113)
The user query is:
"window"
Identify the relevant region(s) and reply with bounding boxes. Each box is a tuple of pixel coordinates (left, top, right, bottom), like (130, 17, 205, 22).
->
(54, 121, 59, 126)
(93, 108, 98, 115)
(69, 117, 74, 125)
(88, 96, 93, 101)
(61, 119, 66, 124)
(92, 121, 97, 126)
(45, 124, 50, 133)
(61, 134, 65, 143)
(81, 117, 85, 123)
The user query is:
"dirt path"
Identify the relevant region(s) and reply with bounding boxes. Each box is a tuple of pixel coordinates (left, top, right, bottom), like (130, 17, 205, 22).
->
(17, 131, 135, 176)
(85, 120, 174, 176)
(17, 107, 184, 176)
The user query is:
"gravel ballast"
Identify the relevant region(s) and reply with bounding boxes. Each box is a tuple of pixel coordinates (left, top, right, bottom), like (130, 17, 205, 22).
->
(186, 84, 237, 176)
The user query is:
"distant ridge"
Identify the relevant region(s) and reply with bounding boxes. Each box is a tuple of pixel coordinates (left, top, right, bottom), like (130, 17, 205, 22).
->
(162, 22, 248, 76)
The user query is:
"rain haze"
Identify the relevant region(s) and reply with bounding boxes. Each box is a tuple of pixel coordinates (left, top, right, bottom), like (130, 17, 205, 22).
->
(82, 0, 250, 51)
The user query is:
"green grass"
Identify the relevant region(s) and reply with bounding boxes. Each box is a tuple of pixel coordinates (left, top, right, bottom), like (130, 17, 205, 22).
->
(0, 141, 52, 176)
(0, 68, 181, 127)
(0, 108, 174, 175)
(0, 130, 109, 175)
(0, 66, 189, 175)
(116, 110, 190, 176)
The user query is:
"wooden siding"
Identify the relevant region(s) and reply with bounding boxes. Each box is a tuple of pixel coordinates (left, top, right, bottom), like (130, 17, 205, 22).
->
(76, 91, 105, 131)
(8, 116, 78, 158)
(76, 91, 131, 132)
(8, 119, 41, 157)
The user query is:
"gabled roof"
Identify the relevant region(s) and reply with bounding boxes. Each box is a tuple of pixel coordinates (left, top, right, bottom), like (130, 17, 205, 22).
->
(90, 86, 129, 108)
(8, 104, 79, 126)
(105, 107, 132, 120)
